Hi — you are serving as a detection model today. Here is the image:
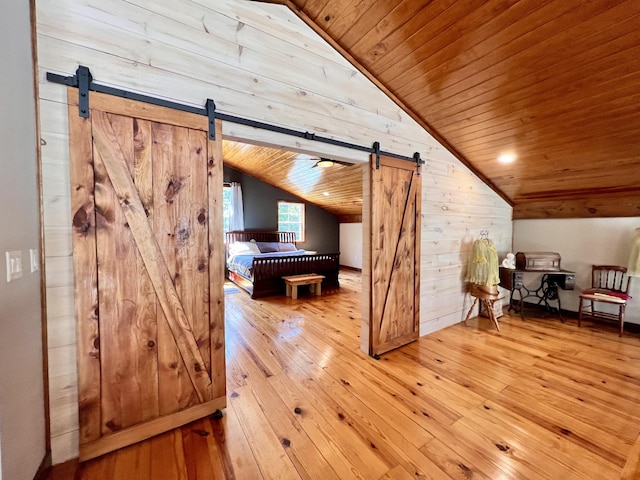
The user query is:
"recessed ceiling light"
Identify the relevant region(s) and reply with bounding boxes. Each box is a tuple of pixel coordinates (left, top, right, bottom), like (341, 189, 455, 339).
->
(322, 191, 330, 196)
(498, 154, 516, 164)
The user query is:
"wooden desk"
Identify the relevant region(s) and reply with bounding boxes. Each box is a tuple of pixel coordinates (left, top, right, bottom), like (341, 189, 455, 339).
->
(282, 274, 325, 300)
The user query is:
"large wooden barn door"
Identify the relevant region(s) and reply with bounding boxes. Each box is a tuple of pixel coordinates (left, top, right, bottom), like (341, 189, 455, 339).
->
(368, 155, 422, 356)
(68, 91, 225, 461)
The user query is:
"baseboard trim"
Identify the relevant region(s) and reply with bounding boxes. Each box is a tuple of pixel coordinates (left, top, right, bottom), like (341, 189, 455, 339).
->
(340, 265, 362, 272)
(516, 301, 640, 333)
(33, 451, 51, 480)
(516, 301, 577, 319)
(45, 458, 80, 480)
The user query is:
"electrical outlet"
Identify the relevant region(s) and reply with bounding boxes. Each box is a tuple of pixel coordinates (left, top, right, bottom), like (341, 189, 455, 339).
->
(30, 248, 39, 272)
(6, 250, 23, 282)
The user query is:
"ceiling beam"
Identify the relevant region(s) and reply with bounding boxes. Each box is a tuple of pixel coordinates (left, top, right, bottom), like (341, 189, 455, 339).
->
(513, 192, 640, 219)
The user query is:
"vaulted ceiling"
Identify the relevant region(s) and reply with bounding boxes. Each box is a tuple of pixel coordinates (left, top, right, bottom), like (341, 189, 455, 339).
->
(250, 0, 640, 219)
(223, 140, 364, 222)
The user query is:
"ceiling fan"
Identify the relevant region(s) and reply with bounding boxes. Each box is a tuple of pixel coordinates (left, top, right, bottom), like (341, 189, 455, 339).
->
(311, 157, 356, 168)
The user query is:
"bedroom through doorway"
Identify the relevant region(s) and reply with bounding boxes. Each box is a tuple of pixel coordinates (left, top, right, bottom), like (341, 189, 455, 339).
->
(220, 138, 364, 304)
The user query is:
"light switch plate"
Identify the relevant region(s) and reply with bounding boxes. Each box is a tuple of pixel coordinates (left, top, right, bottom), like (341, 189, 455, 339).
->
(30, 248, 39, 273)
(6, 250, 23, 282)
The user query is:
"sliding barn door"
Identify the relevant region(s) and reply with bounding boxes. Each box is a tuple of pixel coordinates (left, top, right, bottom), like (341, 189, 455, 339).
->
(68, 91, 225, 460)
(368, 155, 422, 356)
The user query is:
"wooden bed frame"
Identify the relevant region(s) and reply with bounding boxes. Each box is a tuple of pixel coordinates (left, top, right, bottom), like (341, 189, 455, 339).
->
(225, 231, 340, 298)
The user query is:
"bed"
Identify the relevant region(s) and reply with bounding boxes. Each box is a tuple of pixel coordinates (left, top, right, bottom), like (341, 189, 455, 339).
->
(226, 231, 340, 298)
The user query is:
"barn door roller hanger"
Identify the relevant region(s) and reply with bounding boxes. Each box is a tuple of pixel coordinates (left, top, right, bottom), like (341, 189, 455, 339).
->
(47, 65, 425, 174)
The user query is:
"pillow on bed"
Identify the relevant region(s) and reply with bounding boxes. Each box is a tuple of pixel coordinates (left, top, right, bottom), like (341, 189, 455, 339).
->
(278, 242, 298, 252)
(256, 241, 280, 253)
(228, 241, 261, 256)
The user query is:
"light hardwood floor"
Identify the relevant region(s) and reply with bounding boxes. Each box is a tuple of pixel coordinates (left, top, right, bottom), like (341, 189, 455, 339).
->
(49, 270, 640, 479)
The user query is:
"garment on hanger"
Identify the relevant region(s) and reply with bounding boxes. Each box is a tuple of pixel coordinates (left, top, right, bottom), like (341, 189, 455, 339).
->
(628, 228, 640, 277)
(466, 236, 500, 286)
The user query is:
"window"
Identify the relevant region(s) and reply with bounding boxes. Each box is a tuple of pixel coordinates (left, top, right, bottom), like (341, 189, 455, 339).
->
(222, 185, 232, 233)
(278, 201, 305, 242)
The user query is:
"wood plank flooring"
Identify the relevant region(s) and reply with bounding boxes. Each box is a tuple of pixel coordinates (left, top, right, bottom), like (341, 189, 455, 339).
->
(48, 270, 640, 479)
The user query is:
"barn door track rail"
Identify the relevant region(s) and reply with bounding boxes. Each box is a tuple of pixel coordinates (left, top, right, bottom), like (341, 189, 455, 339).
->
(47, 65, 425, 173)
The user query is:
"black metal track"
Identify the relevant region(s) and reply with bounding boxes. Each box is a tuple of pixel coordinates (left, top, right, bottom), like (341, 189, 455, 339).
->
(46, 66, 424, 168)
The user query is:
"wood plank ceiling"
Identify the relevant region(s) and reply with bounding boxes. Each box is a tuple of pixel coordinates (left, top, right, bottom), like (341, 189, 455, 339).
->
(260, 0, 640, 219)
(223, 140, 364, 222)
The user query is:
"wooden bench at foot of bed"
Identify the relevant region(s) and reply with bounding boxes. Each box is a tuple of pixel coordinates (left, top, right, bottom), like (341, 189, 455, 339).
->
(283, 274, 325, 299)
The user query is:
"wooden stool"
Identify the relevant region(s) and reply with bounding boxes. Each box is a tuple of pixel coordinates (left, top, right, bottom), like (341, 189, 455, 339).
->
(464, 283, 501, 331)
(282, 274, 325, 300)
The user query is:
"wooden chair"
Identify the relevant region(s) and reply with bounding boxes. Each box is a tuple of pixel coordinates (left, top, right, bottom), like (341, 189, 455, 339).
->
(578, 265, 632, 336)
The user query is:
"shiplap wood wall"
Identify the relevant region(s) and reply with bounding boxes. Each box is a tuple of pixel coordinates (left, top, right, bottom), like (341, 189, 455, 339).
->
(35, 0, 512, 463)
(421, 150, 512, 335)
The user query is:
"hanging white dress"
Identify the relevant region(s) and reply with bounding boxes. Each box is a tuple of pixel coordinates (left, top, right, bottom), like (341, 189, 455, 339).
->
(628, 228, 640, 277)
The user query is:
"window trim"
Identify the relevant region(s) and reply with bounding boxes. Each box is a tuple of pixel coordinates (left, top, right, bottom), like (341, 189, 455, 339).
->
(222, 184, 232, 234)
(277, 200, 306, 242)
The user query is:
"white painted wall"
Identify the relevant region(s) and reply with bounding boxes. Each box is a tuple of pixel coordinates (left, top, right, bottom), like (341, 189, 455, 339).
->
(0, 2, 47, 479)
(339, 223, 363, 269)
(35, 0, 512, 461)
(514, 218, 640, 324)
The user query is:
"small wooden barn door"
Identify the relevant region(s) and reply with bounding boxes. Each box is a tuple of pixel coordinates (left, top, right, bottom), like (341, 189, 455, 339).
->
(368, 155, 422, 356)
(68, 90, 225, 461)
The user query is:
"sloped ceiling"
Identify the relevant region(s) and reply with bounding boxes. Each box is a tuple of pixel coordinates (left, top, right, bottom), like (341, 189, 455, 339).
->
(259, 0, 640, 219)
(223, 140, 363, 222)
